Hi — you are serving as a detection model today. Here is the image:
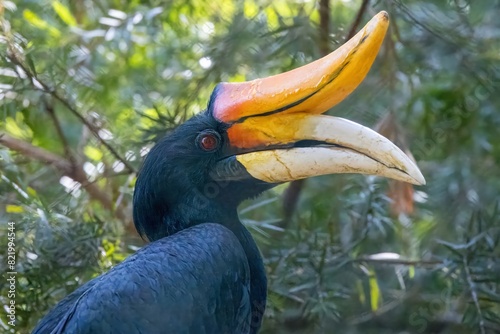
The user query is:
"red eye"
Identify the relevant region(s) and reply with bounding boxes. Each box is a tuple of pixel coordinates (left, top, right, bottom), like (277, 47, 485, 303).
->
(197, 131, 220, 152)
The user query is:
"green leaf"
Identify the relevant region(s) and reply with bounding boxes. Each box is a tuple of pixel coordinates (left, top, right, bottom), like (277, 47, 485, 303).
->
(6, 204, 24, 213)
(52, 1, 77, 27)
(368, 269, 382, 311)
(84, 146, 103, 161)
(23, 9, 61, 37)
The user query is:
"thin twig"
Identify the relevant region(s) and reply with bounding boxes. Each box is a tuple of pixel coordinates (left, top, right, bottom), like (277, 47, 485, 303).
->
(352, 257, 442, 266)
(281, 0, 331, 223)
(345, 0, 370, 41)
(348, 296, 404, 325)
(44, 99, 74, 161)
(462, 255, 486, 334)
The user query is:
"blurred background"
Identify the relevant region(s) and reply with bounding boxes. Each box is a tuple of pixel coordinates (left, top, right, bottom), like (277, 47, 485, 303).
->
(0, 0, 499, 333)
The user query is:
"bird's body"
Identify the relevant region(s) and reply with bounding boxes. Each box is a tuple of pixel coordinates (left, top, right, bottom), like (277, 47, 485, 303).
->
(34, 12, 424, 334)
(34, 224, 259, 334)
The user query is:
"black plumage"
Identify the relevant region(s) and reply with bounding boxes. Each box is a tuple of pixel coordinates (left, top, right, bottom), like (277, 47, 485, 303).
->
(33, 111, 270, 334)
(34, 224, 252, 333)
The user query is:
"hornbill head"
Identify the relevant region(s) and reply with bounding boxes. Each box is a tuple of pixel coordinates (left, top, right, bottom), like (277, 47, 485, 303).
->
(134, 12, 425, 241)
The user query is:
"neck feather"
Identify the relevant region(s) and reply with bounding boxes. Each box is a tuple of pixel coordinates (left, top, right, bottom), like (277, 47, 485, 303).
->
(229, 222, 267, 333)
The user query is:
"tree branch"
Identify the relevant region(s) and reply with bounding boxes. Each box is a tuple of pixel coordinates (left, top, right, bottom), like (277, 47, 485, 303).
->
(6, 53, 136, 173)
(0, 133, 72, 173)
(0, 133, 127, 221)
(345, 0, 370, 41)
(281, 0, 331, 224)
(44, 99, 73, 160)
(352, 257, 442, 267)
(318, 0, 330, 55)
(463, 255, 486, 334)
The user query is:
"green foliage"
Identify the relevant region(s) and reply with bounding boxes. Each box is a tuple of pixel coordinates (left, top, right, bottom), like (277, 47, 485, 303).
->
(1, 0, 499, 333)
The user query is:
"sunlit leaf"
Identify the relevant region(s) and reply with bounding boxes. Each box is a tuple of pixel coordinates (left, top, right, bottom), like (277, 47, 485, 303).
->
(368, 268, 382, 311)
(23, 9, 61, 37)
(52, 1, 77, 27)
(84, 146, 104, 161)
(6, 204, 24, 213)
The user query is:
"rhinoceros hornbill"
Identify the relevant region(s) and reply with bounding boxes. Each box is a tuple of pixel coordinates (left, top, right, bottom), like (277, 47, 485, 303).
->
(33, 12, 424, 334)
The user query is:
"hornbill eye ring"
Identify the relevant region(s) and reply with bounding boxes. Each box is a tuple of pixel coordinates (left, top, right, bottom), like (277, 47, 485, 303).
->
(196, 130, 221, 152)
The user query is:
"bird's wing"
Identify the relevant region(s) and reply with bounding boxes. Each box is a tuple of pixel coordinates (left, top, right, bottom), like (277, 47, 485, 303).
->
(31, 276, 98, 334)
(32, 223, 251, 334)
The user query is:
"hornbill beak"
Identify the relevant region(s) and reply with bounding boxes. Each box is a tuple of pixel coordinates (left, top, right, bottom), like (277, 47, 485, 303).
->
(211, 11, 425, 186)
